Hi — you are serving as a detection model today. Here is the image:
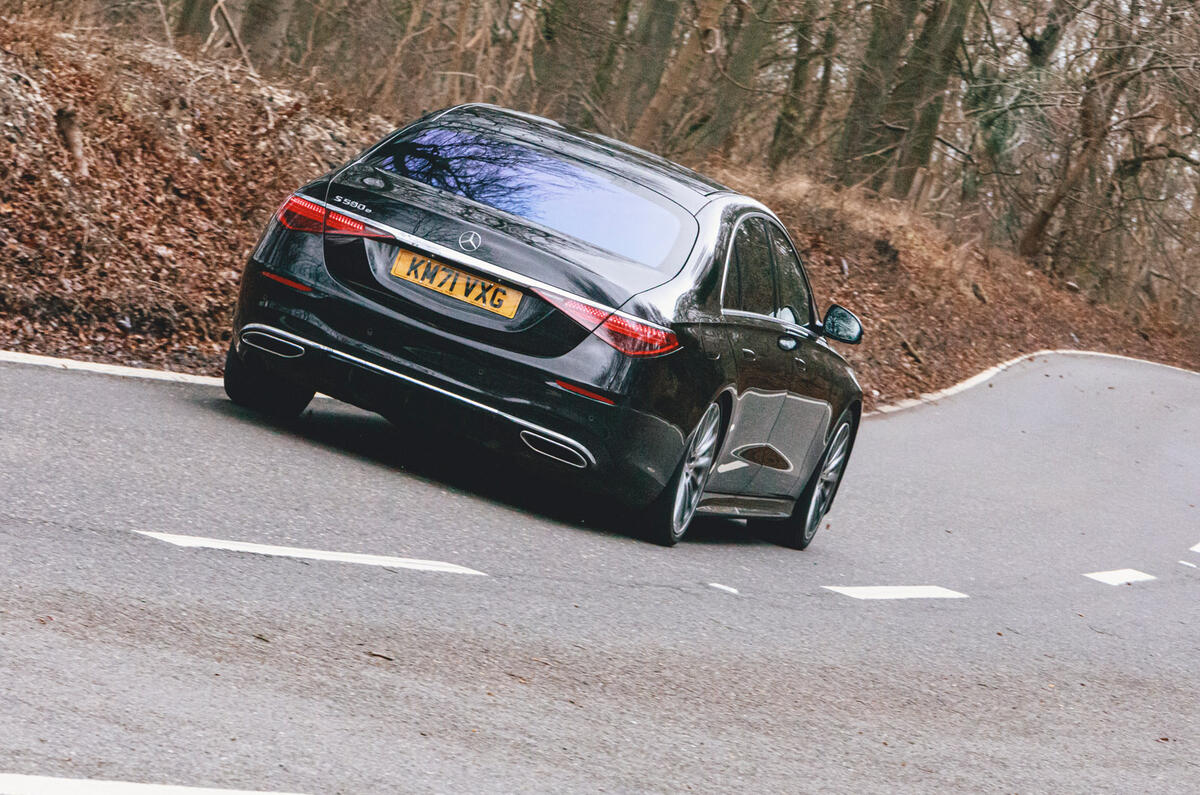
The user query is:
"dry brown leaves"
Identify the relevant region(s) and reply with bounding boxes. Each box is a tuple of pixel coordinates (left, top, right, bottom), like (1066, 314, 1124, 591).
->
(0, 20, 389, 373)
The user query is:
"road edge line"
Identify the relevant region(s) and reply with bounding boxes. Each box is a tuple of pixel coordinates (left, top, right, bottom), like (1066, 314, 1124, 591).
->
(0, 772, 305, 794)
(0, 349, 223, 386)
(868, 349, 1200, 417)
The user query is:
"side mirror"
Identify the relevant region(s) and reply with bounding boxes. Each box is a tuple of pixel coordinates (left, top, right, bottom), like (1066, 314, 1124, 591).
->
(821, 304, 863, 345)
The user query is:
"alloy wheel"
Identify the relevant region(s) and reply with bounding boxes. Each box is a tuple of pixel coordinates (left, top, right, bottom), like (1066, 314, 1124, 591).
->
(802, 420, 851, 543)
(670, 403, 722, 539)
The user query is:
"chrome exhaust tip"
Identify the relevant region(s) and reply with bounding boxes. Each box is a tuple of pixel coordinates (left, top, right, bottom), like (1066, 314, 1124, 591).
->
(240, 329, 306, 359)
(520, 430, 588, 469)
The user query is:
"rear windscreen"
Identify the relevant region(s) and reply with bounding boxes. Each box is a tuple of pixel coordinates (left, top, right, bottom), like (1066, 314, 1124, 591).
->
(370, 126, 695, 270)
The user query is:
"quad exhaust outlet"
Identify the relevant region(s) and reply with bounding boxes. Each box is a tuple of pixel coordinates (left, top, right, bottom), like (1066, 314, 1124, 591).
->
(240, 329, 306, 359)
(520, 430, 588, 469)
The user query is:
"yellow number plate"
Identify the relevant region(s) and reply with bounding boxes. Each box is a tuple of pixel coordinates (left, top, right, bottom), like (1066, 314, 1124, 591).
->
(390, 248, 523, 319)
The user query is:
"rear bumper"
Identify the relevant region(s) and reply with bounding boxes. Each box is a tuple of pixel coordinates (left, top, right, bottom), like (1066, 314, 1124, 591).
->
(240, 322, 597, 468)
(231, 275, 689, 506)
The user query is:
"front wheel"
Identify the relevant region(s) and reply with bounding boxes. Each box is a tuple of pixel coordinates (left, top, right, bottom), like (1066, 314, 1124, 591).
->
(641, 402, 723, 546)
(758, 414, 855, 550)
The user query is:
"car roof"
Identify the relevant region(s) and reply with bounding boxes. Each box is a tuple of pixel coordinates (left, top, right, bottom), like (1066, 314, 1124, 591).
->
(432, 104, 733, 214)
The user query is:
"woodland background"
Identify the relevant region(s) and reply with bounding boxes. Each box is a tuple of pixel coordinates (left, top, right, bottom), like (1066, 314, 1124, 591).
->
(1, 0, 1198, 405)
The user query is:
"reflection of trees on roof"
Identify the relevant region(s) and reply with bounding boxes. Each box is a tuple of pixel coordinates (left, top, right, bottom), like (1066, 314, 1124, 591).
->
(374, 127, 586, 221)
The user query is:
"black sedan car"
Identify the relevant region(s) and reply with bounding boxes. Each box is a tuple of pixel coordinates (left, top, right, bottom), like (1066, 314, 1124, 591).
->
(226, 104, 864, 547)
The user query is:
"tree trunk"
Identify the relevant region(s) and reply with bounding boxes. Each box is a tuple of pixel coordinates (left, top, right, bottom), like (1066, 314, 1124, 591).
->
(689, 0, 775, 158)
(239, 0, 294, 71)
(612, 0, 682, 129)
(448, 0, 474, 106)
(798, 24, 836, 143)
(532, 0, 612, 123)
(592, 0, 635, 108)
(767, 0, 818, 171)
(864, 0, 966, 191)
(175, 0, 214, 40)
(368, 0, 429, 105)
(629, 0, 729, 149)
(1017, 41, 1136, 259)
(888, 0, 972, 196)
(835, 0, 922, 186)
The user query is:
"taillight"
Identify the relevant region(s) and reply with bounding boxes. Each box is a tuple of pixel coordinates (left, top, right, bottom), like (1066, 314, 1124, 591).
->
(535, 290, 680, 357)
(595, 312, 681, 356)
(275, 194, 393, 240)
(276, 194, 324, 233)
(323, 207, 393, 240)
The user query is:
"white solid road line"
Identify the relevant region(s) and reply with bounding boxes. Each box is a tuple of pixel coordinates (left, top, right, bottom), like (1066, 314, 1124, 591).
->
(135, 531, 486, 576)
(707, 582, 739, 594)
(1084, 568, 1157, 585)
(869, 349, 1199, 415)
(0, 349, 224, 386)
(0, 349, 334, 399)
(822, 585, 968, 600)
(0, 773, 304, 795)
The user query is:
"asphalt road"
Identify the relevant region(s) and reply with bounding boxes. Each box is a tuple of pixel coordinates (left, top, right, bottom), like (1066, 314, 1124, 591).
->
(1, 352, 1197, 793)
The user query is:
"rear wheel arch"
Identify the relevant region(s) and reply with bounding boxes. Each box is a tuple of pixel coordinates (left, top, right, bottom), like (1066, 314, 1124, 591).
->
(643, 397, 726, 546)
(668, 384, 735, 476)
(846, 400, 862, 435)
(715, 389, 735, 438)
(704, 386, 737, 469)
(825, 401, 861, 476)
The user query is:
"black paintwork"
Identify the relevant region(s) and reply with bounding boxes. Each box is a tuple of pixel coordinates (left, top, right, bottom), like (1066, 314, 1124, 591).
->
(232, 104, 863, 514)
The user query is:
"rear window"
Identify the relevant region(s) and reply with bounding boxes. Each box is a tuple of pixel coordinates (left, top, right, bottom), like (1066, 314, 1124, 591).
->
(370, 126, 696, 270)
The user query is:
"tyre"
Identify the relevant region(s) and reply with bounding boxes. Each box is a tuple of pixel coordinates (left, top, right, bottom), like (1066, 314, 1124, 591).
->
(758, 413, 856, 550)
(642, 402, 723, 546)
(223, 343, 315, 419)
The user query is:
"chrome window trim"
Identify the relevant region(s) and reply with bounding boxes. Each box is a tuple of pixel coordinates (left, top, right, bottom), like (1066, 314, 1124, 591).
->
(238, 323, 597, 467)
(723, 309, 819, 340)
(304, 196, 673, 334)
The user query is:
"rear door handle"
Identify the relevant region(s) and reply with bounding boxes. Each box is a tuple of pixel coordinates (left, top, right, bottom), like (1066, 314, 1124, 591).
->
(793, 356, 807, 371)
(740, 347, 757, 361)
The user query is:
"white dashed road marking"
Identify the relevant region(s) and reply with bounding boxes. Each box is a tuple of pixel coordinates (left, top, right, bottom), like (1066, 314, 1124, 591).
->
(1191, 542, 1200, 554)
(0, 773, 304, 794)
(822, 585, 968, 600)
(708, 582, 739, 595)
(135, 531, 486, 575)
(1181, 560, 1197, 569)
(1084, 569, 1156, 585)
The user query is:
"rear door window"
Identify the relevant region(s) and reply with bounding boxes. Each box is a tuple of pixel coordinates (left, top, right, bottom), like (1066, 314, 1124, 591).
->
(766, 222, 812, 327)
(730, 217, 775, 316)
